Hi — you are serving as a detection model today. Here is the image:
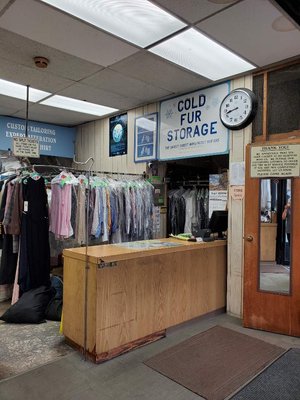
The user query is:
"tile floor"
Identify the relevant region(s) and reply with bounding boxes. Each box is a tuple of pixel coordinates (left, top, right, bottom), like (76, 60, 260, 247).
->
(0, 312, 300, 400)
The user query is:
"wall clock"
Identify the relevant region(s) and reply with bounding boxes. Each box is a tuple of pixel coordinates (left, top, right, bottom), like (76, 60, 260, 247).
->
(219, 88, 258, 130)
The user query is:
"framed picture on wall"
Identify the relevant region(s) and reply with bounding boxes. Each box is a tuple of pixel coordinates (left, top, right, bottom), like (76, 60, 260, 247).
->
(134, 112, 158, 163)
(109, 113, 128, 157)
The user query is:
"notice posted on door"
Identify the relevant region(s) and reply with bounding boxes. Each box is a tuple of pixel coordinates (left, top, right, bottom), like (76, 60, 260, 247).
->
(251, 145, 300, 178)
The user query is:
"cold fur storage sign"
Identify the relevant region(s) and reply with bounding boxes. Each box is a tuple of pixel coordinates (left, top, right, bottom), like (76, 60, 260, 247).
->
(159, 82, 229, 160)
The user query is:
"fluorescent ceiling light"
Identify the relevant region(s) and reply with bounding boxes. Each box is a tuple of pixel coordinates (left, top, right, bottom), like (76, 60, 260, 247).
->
(41, 95, 118, 116)
(0, 79, 51, 102)
(40, 0, 186, 48)
(149, 28, 256, 81)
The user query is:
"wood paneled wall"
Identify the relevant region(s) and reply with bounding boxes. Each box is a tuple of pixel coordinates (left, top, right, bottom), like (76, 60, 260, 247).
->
(75, 103, 158, 174)
(75, 76, 253, 318)
(227, 75, 252, 317)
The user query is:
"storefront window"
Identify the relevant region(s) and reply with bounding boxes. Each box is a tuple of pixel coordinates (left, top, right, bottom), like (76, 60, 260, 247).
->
(252, 62, 300, 141)
(252, 74, 263, 138)
(267, 64, 300, 135)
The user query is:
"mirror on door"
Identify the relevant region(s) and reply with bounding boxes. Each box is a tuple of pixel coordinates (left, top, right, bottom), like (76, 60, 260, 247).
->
(259, 178, 291, 294)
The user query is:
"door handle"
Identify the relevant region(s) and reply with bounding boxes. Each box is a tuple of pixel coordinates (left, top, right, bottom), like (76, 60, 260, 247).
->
(244, 235, 253, 242)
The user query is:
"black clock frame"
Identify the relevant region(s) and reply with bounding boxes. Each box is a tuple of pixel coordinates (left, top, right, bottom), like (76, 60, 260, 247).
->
(219, 88, 258, 131)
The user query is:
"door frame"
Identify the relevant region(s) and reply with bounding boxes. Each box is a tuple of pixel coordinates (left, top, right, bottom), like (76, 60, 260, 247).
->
(243, 142, 300, 336)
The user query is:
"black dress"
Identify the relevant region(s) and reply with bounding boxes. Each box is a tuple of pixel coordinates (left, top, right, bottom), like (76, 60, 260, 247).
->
(19, 177, 50, 293)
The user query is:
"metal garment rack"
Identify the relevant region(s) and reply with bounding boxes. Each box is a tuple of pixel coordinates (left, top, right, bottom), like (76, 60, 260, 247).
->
(72, 156, 94, 361)
(33, 161, 144, 360)
(33, 158, 95, 361)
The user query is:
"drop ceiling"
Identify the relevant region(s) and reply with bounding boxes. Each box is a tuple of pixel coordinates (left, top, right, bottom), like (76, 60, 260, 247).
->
(0, 0, 299, 126)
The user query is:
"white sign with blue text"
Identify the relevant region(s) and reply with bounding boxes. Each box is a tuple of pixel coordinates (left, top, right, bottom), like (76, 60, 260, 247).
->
(159, 83, 230, 160)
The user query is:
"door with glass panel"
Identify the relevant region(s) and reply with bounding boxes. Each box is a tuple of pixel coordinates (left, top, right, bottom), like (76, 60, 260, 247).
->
(243, 145, 300, 336)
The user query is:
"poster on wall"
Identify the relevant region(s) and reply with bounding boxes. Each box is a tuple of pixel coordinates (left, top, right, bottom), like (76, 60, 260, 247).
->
(134, 113, 158, 163)
(159, 82, 230, 161)
(109, 113, 128, 157)
(0, 116, 75, 157)
(209, 173, 228, 218)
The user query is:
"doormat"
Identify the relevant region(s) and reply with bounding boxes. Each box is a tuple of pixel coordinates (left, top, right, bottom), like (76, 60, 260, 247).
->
(144, 325, 285, 400)
(0, 319, 74, 381)
(231, 348, 300, 400)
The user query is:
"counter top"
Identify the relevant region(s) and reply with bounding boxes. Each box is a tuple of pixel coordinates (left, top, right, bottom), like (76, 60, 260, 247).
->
(63, 238, 227, 264)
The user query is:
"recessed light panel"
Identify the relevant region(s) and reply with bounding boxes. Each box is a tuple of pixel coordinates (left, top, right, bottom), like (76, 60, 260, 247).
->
(150, 28, 256, 81)
(0, 79, 51, 102)
(41, 95, 118, 116)
(40, 0, 186, 47)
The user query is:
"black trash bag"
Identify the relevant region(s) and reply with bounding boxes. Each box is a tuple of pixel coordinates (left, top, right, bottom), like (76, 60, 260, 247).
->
(0, 285, 55, 324)
(45, 275, 63, 321)
(45, 298, 63, 321)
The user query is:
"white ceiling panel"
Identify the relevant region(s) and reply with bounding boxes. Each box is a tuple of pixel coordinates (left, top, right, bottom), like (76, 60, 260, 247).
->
(154, 0, 238, 24)
(0, 0, 139, 67)
(14, 103, 100, 126)
(56, 83, 143, 110)
(0, 94, 26, 115)
(110, 51, 211, 93)
(0, 0, 10, 13)
(80, 69, 173, 101)
(197, 0, 300, 66)
(0, 28, 104, 81)
(0, 57, 74, 93)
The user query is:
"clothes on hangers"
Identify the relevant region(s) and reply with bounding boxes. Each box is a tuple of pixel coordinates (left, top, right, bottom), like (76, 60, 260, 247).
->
(168, 186, 209, 235)
(18, 176, 50, 294)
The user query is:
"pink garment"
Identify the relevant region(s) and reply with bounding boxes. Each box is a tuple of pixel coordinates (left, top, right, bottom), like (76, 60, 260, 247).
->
(49, 184, 73, 239)
(11, 251, 20, 305)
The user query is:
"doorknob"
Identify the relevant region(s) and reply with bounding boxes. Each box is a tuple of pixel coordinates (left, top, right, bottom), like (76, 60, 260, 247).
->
(244, 235, 253, 242)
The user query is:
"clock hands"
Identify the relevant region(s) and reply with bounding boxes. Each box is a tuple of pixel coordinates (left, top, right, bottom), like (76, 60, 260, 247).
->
(226, 107, 239, 115)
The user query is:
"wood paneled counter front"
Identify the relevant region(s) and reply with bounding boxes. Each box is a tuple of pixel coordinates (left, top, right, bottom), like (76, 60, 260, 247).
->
(63, 238, 227, 362)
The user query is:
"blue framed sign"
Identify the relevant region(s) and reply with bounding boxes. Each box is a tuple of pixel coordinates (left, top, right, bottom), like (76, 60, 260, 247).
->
(159, 82, 230, 161)
(109, 113, 128, 157)
(0, 116, 75, 158)
(134, 113, 158, 163)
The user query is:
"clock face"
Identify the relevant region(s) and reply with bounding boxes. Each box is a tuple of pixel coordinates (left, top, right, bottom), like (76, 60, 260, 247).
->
(220, 89, 257, 130)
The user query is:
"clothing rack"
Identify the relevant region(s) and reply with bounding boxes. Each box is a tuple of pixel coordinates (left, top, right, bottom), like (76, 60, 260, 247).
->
(32, 164, 144, 178)
(169, 179, 209, 188)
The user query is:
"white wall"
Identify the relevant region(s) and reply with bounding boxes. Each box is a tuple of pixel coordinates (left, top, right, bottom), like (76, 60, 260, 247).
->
(75, 76, 253, 318)
(75, 103, 158, 174)
(227, 75, 253, 317)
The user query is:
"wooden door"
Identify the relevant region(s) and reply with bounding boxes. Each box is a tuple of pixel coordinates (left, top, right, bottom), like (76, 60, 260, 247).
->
(243, 145, 300, 336)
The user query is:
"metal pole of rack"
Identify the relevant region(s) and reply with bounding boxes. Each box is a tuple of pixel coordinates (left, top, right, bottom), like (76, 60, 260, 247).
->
(73, 156, 94, 361)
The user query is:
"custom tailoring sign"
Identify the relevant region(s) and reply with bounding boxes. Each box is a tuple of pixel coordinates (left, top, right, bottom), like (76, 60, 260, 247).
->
(134, 113, 158, 163)
(159, 82, 230, 160)
(0, 116, 75, 158)
(251, 145, 300, 178)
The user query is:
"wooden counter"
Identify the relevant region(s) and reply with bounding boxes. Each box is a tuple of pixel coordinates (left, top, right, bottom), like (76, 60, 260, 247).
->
(63, 238, 227, 362)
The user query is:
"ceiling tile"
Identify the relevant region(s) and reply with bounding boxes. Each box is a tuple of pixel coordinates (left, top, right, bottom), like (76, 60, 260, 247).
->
(154, 0, 238, 24)
(0, 28, 104, 81)
(0, 0, 139, 67)
(80, 69, 173, 101)
(0, 57, 74, 93)
(197, 0, 300, 67)
(14, 103, 99, 126)
(0, 94, 26, 116)
(0, 0, 10, 14)
(56, 82, 143, 110)
(110, 51, 212, 93)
